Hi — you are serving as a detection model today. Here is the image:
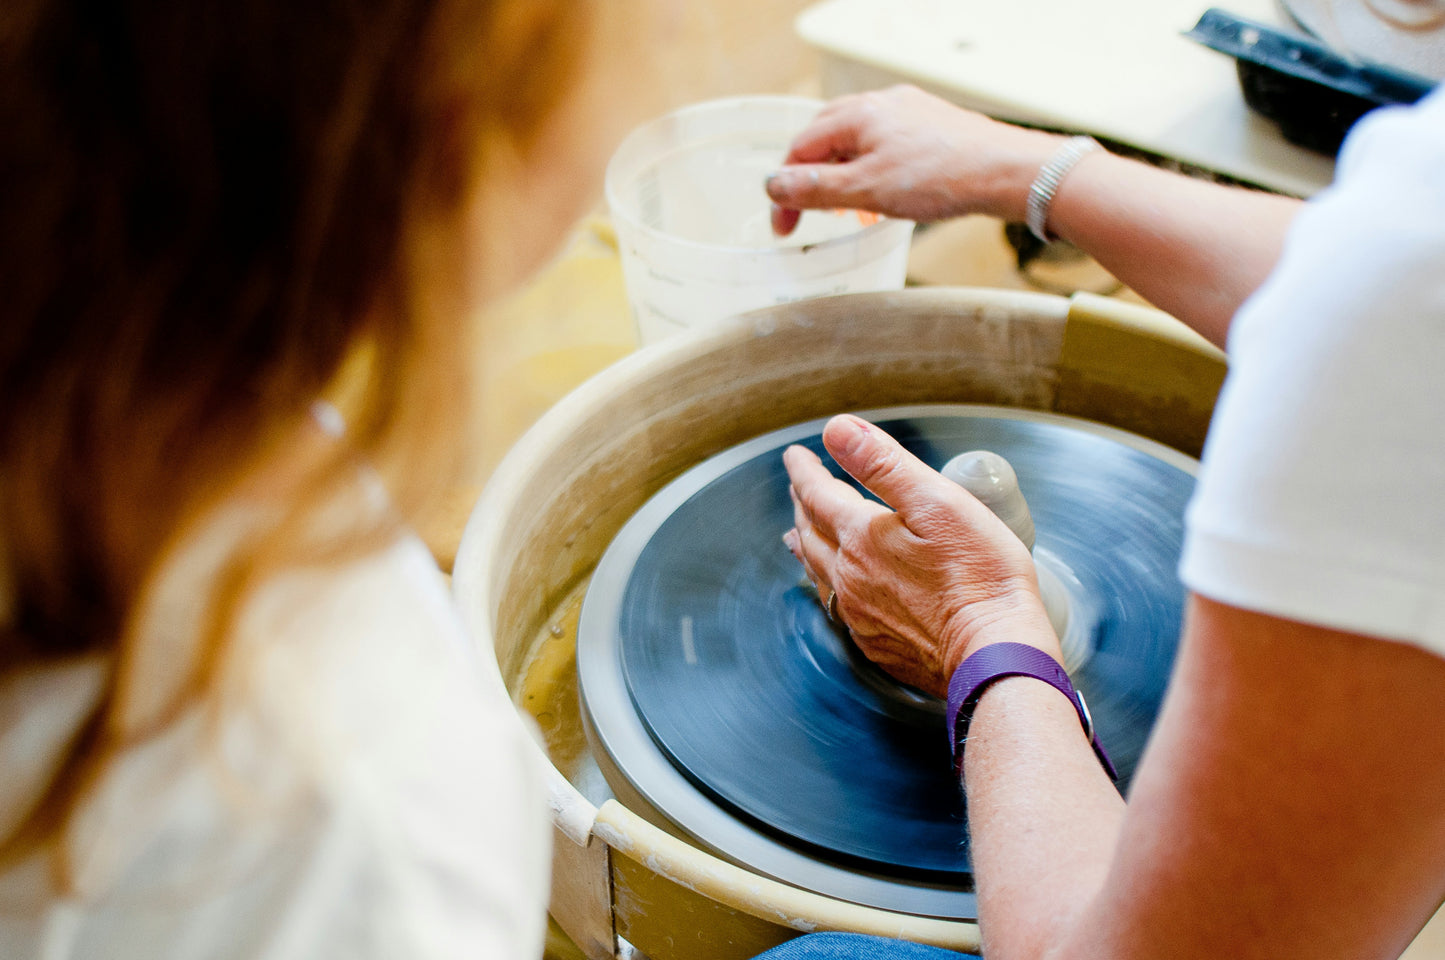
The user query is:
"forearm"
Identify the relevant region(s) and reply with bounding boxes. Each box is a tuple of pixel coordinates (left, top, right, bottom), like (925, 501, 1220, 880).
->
(1045, 150, 1301, 349)
(962, 666, 1125, 959)
(765, 86, 1303, 349)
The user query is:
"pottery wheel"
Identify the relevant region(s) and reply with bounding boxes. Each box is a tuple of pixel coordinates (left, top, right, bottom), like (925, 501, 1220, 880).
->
(577, 405, 1197, 919)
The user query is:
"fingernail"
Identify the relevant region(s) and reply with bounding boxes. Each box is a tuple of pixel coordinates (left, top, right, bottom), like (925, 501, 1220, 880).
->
(782, 529, 800, 554)
(765, 170, 792, 200)
(829, 414, 871, 458)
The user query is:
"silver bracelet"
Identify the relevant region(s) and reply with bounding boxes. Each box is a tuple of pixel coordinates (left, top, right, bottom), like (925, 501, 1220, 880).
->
(1024, 135, 1102, 243)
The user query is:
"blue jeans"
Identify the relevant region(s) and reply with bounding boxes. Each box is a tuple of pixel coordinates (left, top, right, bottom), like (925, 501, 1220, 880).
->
(753, 932, 979, 958)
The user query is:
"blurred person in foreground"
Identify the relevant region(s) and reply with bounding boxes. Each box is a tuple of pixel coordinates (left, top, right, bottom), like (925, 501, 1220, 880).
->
(762, 84, 1445, 959)
(0, 2, 636, 956)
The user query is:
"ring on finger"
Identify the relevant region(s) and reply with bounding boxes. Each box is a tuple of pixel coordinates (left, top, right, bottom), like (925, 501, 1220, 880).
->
(825, 588, 839, 622)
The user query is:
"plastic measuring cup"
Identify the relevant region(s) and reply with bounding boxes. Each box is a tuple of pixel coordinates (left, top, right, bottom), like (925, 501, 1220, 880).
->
(605, 96, 914, 345)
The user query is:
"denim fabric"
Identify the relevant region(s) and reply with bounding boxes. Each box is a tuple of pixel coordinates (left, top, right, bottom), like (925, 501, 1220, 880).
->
(752, 932, 979, 959)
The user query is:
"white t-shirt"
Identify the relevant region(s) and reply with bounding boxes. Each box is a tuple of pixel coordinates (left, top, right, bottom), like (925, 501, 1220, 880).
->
(0, 525, 549, 959)
(1181, 86, 1445, 655)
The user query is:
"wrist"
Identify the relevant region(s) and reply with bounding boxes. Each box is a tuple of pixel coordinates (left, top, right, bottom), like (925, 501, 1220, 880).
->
(940, 589, 1061, 682)
(1024, 136, 1104, 242)
(946, 641, 1117, 780)
(979, 129, 1071, 224)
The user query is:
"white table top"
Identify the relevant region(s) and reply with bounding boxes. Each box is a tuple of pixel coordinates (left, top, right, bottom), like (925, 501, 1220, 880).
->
(797, 0, 1337, 196)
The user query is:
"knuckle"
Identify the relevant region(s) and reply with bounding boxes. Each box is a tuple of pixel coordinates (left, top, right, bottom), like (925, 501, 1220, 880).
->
(833, 523, 866, 568)
(857, 443, 906, 488)
(906, 496, 963, 535)
(802, 170, 828, 200)
(850, 91, 885, 122)
(792, 477, 815, 511)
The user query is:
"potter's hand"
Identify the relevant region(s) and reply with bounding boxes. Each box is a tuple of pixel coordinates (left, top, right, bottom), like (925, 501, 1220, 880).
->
(782, 414, 1059, 699)
(766, 85, 1065, 236)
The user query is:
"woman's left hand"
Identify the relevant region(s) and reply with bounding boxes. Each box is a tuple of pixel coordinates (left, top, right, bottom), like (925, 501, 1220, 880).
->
(782, 414, 1058, 699)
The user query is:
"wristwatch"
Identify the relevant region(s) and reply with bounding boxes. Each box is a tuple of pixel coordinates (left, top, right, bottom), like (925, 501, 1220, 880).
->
(946, 641, 1117, 780)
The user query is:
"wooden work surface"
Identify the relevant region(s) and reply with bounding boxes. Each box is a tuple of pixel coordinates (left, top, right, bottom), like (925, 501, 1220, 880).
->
(797, 0, 1338, 196)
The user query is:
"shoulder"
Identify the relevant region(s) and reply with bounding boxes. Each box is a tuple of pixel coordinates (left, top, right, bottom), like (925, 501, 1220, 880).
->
(2, 534, 550, 960)
(230, 533, 553, 957)
(1334, 85, 1445, 187)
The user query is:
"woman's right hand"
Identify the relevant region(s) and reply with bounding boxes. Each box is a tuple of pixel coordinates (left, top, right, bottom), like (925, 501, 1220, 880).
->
(766, 85, 1066, 236)
(781, 414, 1061, 699)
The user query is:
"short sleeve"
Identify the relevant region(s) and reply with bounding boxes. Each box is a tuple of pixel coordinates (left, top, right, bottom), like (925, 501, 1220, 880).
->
(1180, 89, 1445, 654)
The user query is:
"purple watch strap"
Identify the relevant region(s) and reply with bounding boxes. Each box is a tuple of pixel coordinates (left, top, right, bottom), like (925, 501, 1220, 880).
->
(946, 641, 1117, 780)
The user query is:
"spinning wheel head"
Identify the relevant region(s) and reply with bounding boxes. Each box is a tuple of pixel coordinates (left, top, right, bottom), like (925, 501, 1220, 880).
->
(578, 404, 1197, 919)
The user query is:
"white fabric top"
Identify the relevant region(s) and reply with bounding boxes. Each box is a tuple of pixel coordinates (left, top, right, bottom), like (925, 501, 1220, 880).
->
(0, 524, 549, 959)
(1181, 85, 1445, 655)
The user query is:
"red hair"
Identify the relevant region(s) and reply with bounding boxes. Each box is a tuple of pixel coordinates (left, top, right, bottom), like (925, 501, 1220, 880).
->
(0, 0, 592, 881)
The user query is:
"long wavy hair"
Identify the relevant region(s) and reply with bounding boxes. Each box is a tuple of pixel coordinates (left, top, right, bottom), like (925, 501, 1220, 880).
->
(0, 0, 592, 883)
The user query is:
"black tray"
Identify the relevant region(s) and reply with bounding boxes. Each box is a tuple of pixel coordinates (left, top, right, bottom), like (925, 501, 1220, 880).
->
(1185, 7, 1435, 155)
